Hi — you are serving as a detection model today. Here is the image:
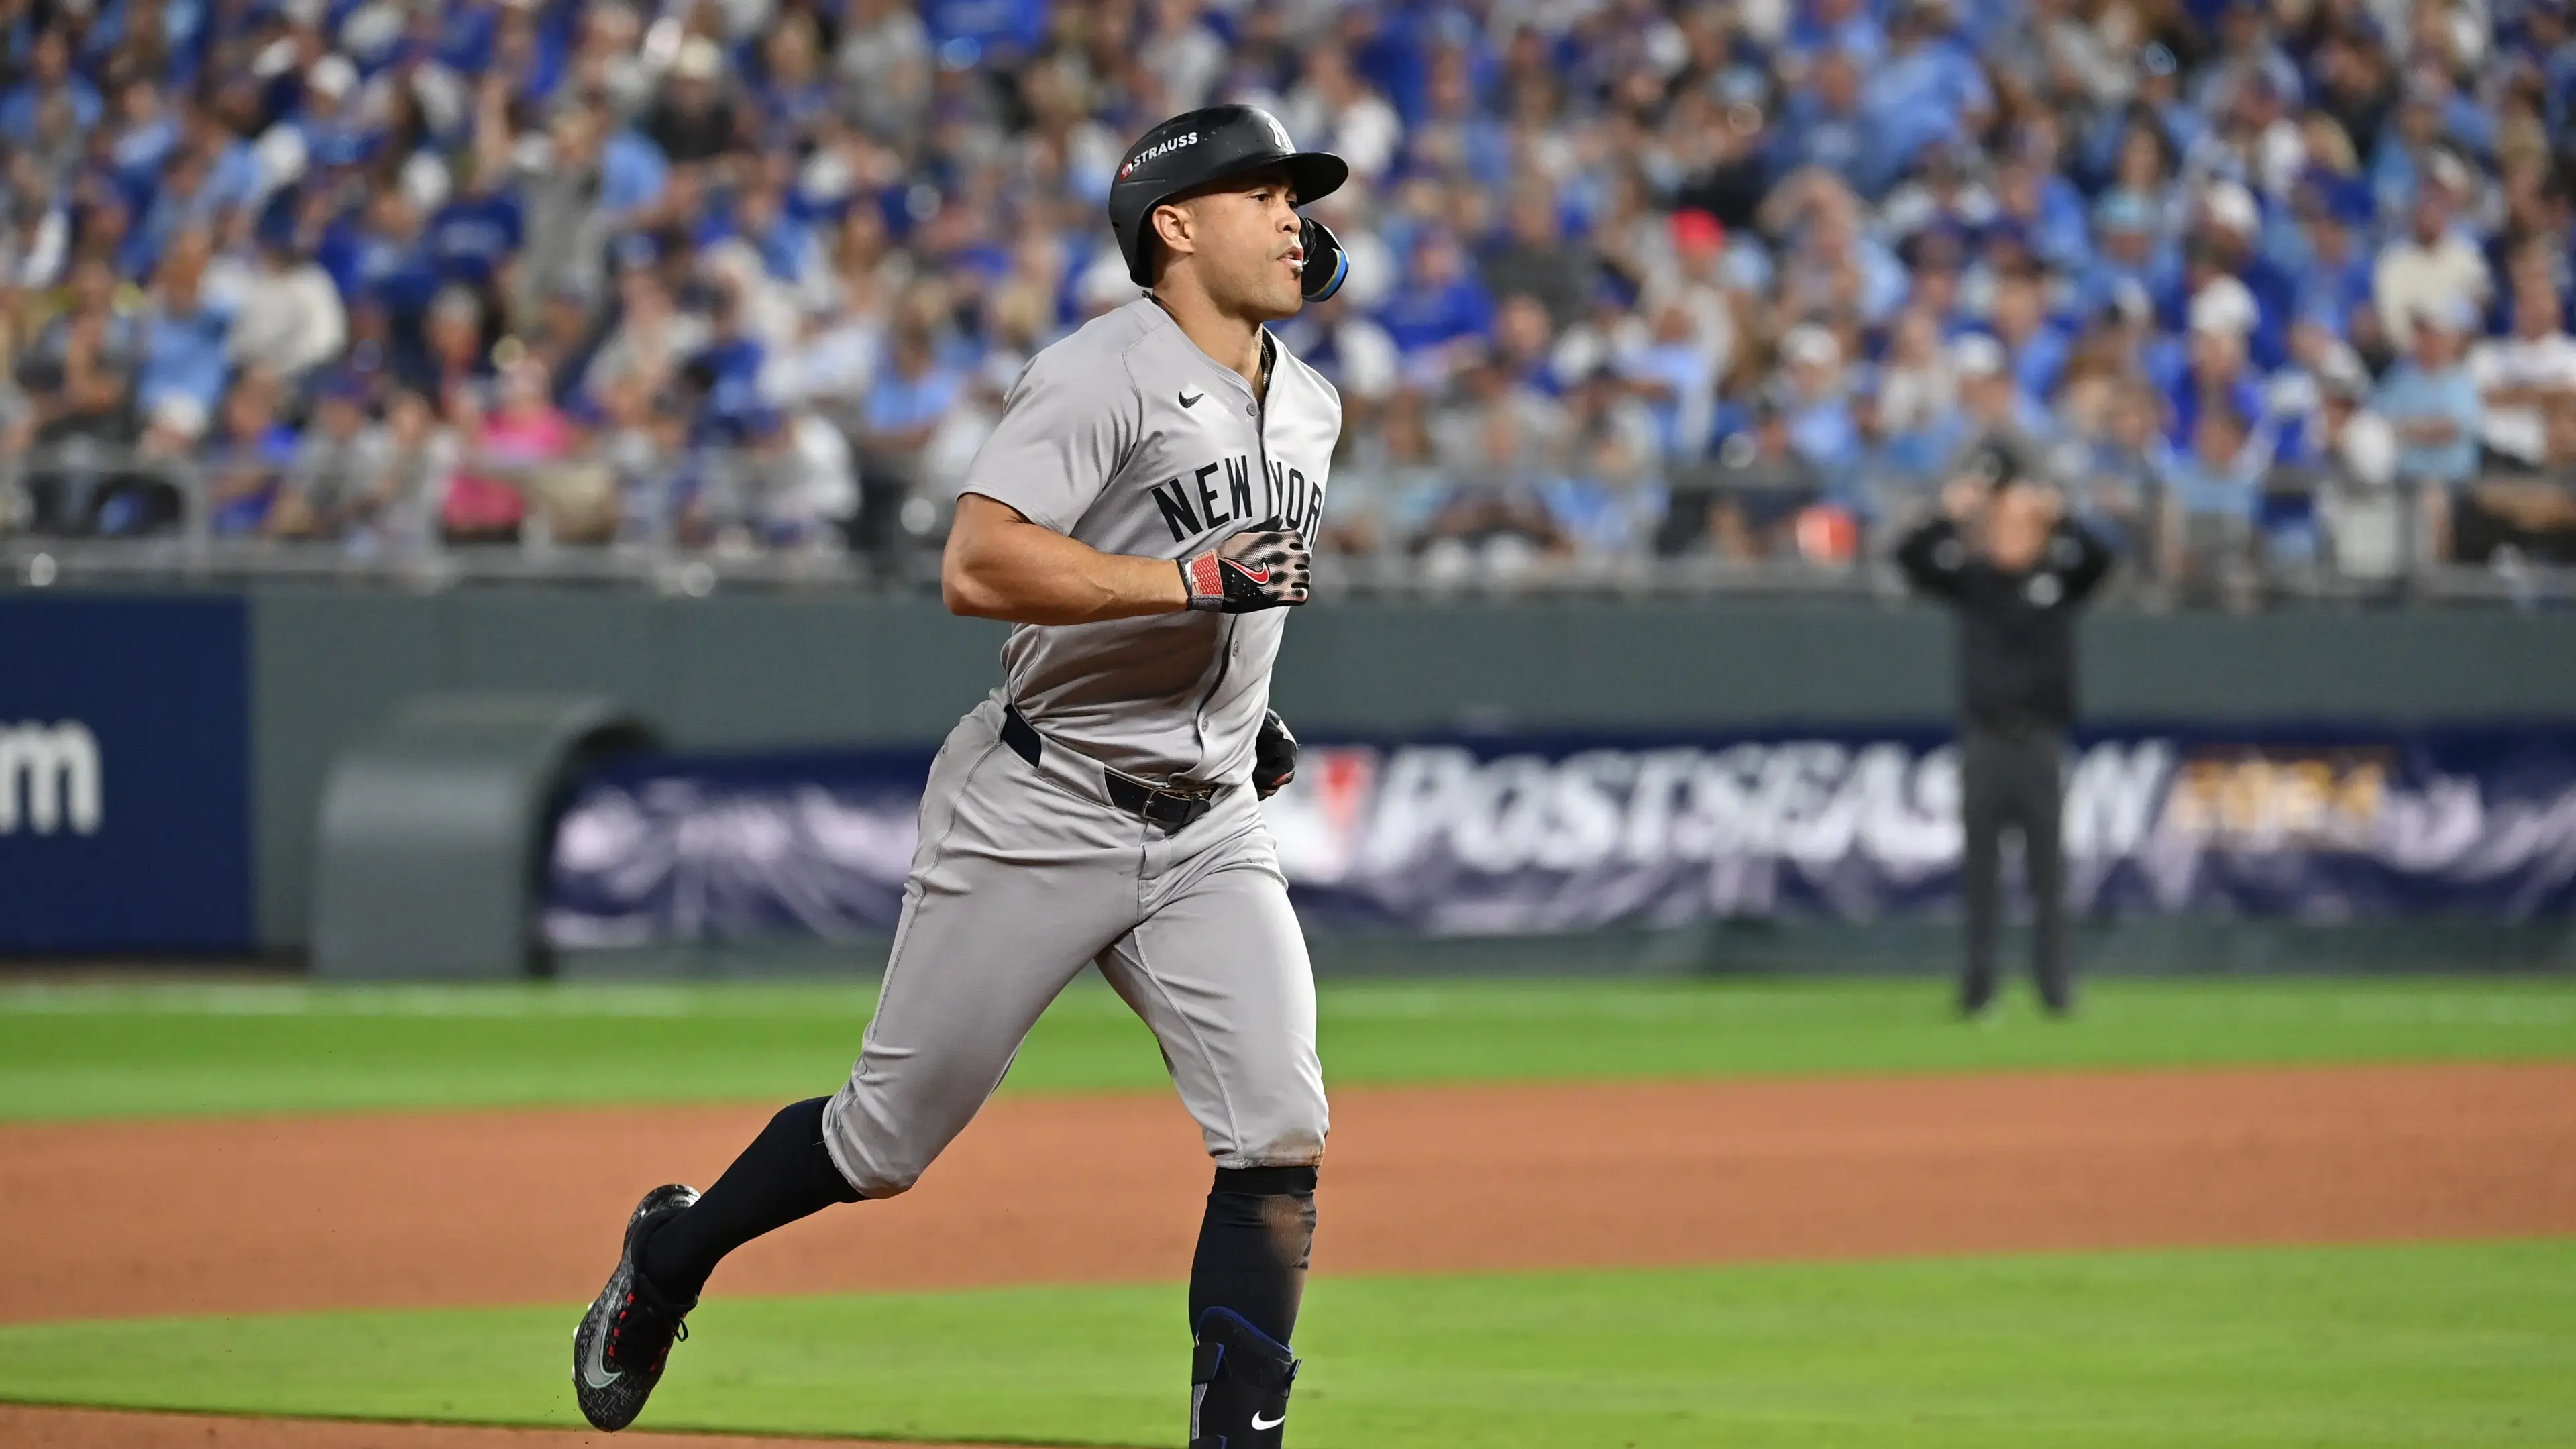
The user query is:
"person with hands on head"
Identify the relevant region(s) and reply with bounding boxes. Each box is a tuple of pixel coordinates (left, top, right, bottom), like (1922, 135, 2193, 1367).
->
(1895, 443, 2116, 1020)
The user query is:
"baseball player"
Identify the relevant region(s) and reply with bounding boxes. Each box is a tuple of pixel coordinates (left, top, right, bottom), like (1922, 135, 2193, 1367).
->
(574, 105, 1352, 1449)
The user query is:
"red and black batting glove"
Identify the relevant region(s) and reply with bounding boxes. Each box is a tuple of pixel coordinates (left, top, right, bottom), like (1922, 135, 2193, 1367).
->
(1181, 524, 1313, 613)
(1252, 709, 1298, 798)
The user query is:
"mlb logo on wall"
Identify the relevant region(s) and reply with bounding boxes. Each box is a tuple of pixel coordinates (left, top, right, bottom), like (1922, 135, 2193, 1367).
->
(0, 595, 252, 953)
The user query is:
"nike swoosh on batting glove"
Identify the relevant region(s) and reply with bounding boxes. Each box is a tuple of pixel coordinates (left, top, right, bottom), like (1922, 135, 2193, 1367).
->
(1181, 524, 1313, 613)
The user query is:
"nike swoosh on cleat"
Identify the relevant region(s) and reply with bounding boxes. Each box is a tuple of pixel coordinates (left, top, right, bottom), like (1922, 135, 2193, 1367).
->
(582, 1308, 623, 1390)
(1251, 1410, 1286, 1429)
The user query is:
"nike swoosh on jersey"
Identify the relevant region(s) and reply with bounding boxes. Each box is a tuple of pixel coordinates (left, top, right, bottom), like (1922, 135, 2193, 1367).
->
(1251, 1410, 1286, 1429)
(1179, 388, 1205, 408)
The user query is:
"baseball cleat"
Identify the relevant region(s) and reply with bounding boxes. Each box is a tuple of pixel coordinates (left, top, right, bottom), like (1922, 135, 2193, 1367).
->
(572, 1183, 700, 1431)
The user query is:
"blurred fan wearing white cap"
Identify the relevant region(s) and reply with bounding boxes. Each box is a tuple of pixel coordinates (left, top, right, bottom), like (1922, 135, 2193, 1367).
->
(644, 34, 743, 164)
(307, 53, 358, 103)
(2186, 276, 2259, 340)
(1950, 332, 2006, 379)
(1781, 323, 1842, 372)
(2199, 180, 2259, 239)
(672, 35, 724, 83)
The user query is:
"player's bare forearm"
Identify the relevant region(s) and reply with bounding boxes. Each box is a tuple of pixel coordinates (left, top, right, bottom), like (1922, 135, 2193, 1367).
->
(942, 492, 1189, 625)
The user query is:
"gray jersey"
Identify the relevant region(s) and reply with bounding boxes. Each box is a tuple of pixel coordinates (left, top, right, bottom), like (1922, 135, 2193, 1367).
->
(961, 298, 1340, 788)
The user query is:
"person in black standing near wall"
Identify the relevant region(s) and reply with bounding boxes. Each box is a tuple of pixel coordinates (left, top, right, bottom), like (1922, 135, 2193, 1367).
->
(1896, 444, 2116, 1018)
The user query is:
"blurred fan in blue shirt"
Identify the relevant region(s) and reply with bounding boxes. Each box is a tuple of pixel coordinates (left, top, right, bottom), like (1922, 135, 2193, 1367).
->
(1377, 231, 1495, 361)
(2373, 301, 2483, 486)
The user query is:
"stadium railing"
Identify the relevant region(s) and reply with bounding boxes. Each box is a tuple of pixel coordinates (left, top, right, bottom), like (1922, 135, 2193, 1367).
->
(5, 443, 2573, 606)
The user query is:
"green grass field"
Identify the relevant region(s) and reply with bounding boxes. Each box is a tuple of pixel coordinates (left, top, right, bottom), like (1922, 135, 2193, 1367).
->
(4, 975, 2575, 1121)
(3, 1245, 2570, 1446)
(3, 973, 2572, 1446)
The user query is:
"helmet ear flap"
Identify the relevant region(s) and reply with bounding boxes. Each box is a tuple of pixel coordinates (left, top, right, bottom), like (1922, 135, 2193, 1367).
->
(1298, 217, 1347, 303)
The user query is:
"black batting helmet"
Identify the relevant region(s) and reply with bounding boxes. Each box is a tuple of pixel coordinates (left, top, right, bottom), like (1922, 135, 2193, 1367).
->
(1108, 105, 1349, 290)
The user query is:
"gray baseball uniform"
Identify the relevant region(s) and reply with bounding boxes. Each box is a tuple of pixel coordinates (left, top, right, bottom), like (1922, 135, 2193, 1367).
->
(821, 297, 1338, 1199)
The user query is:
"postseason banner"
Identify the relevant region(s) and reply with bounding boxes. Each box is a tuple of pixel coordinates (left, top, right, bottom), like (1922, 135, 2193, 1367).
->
(542, 725, 2576, 947)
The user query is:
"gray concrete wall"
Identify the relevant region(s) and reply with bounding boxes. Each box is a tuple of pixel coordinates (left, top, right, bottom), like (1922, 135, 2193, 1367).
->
(1278, 601, 2576, 730)
(248, 589, 1006, 949)
(246, 588, 2576, 952)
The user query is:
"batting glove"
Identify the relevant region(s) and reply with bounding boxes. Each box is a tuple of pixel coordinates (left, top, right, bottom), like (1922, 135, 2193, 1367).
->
(1181, 525, 1313, 613)
(1253, 709, 1298, 798)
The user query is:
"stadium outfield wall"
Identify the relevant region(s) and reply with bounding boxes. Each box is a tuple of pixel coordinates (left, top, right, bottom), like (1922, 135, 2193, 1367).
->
(6, 585, 2576, 964)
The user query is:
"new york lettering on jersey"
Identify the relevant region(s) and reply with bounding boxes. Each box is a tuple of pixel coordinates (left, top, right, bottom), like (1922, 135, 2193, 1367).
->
(1146, 456, 1326, 545)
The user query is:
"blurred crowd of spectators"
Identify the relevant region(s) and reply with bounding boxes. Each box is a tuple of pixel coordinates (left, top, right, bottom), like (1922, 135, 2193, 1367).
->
(4, 0, 2576, 587)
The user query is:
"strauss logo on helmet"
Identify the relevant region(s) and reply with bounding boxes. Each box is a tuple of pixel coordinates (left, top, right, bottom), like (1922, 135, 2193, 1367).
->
(1120, 131, 1201, 179)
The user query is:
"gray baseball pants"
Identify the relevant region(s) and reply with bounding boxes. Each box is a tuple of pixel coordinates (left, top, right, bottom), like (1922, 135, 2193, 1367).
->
(822, 693, 1329, 1199)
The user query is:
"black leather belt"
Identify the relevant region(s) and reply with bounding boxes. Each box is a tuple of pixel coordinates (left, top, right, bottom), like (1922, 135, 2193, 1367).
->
(1002, 703, 1220, 832)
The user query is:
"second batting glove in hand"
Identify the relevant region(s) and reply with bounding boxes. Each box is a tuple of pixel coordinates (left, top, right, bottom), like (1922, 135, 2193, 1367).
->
(1181, 525, 1313, 612)
(1252, 709, 1298, 798)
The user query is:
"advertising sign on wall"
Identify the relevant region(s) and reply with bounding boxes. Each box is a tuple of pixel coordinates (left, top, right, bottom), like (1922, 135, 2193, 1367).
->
(0, 596, 254, 952)
(543, 724, 2576, 947)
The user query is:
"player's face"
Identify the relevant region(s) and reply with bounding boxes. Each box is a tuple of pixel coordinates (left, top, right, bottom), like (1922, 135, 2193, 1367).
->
(1177, 169, 1306, 320)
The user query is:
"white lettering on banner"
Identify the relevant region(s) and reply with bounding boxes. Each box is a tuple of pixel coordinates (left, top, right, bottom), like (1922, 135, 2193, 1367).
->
(1269, 737, 2184, 885)
(539, 733, 2576, 947)
(1619, 749, 1701, 863)
(1668, 745, 1757, 859)
(2065, 741, 2176, 859)
(0, 722, 103, 835)
(1853, 743, 1955, 866)
(1450, 754, 1555, 873)
(1535, 751, 1634, 871)
(1768, 743, 1852, 861)
(2373, 775, 2485, 871)
(1356, 745, 1477, 873)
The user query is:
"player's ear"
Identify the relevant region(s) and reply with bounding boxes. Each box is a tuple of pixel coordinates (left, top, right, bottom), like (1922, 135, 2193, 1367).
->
(1150, 199, 1196, 262)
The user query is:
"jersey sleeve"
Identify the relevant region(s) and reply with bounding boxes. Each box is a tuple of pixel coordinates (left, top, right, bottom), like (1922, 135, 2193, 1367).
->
(958, 344, 1142, 533)
(1893, 517, 1970, 600)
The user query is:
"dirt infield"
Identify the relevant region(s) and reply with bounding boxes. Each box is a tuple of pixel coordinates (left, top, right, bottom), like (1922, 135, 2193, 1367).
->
(5, 1063, 2575, 1446)
(7, 1061, 2574, 1326)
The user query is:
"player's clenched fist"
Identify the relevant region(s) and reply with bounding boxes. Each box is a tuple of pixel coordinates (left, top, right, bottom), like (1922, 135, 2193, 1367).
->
(1181, 525, 1313, 612)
